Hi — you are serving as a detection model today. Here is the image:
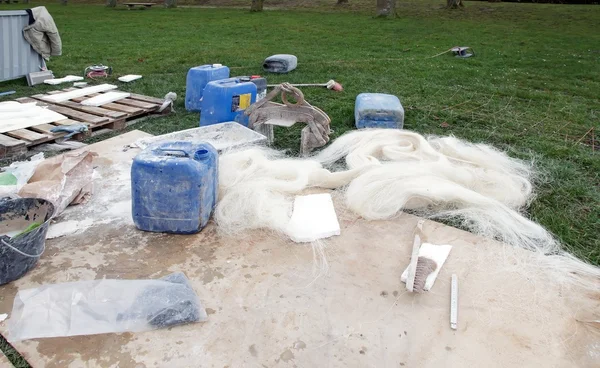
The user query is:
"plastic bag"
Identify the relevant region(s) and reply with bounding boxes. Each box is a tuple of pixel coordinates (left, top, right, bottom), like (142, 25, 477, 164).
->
(8, 272, 207, 341)
(18, 150, 95, 215)
(0, 153, 45, 198)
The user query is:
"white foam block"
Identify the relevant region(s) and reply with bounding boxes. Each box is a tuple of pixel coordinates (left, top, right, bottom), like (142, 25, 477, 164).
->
(43, 84, 118, 103)
(118, 74, 142, 83)
(81, 92, 131, 106)
(44, 75, 84, 85)
(286, 193, 341, 243)
(401, 243, 452, 291)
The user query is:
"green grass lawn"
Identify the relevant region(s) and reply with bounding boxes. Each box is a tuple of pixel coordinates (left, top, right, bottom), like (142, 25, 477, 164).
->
(0, 1, 599, 364)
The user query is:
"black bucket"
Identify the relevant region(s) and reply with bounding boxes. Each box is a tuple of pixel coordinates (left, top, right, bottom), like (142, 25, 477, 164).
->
(0, 198, 55, 285)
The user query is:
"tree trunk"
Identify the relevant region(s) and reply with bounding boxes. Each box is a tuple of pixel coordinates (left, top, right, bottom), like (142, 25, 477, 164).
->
(164, 0, 177, 8)
(250, 0, 264, 12)
(446, 0, 464, 9)
(376, 0, 396, 17)
(106, 0, 117, 7)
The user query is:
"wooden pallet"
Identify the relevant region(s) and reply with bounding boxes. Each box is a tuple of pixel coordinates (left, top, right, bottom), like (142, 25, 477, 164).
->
(0, 88, 169, 158)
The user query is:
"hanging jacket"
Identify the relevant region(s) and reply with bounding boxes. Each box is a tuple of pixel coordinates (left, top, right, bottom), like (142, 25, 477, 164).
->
(23, 6, 62, 61)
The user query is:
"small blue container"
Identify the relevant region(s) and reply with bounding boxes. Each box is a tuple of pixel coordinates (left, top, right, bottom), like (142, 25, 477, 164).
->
(355, 93, 405, 129)
(185, 64, 230, 112)
(131, 141, 218, 234)
(200, 77, 257, 127)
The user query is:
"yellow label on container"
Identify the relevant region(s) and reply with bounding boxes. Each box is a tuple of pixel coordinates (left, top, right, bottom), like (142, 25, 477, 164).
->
(239, 93, 251, 110)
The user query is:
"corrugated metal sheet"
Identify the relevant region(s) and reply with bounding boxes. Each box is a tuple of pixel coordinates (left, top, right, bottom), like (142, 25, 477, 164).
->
(0, 10, 45, 82)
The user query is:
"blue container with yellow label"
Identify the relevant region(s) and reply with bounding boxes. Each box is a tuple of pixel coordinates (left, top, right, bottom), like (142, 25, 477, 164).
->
(200, 77, 257, 127)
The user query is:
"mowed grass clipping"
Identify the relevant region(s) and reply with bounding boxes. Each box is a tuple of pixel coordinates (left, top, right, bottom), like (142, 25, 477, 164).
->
(0, 2, 598, 266)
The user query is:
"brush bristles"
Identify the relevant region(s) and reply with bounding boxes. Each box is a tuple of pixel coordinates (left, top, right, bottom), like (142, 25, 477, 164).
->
(413, 257, 437, 293)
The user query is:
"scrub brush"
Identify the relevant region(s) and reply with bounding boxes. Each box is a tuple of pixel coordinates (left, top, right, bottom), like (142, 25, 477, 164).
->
(402, 220, 452, 293)
(413, 257, 438, 293)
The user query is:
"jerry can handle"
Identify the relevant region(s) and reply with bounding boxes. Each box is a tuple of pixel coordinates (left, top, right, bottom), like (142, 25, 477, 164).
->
(154, 148, 189, 157)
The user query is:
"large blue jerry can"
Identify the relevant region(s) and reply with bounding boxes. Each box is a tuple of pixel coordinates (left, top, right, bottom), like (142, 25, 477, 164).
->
(131, 141, 218, 234)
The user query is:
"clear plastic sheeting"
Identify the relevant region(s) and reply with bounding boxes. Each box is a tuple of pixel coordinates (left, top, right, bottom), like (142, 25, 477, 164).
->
(8, 272, 207, 341)
(0, 152, 45, 198)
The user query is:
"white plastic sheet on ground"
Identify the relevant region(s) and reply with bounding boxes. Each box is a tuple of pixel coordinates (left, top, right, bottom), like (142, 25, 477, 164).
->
(8, 272, 207, 341)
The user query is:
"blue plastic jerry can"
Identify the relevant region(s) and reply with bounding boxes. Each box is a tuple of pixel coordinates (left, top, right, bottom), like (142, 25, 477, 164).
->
(131, 141, 218, 234)
(199, 77, 257, 127)
(185, 64, 230, 112)
(355, 93, 405, 129)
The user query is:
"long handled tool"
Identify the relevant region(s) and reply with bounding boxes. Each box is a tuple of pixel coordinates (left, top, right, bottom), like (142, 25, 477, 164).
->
(267, 79, 343, 92)
(427, 46, 475, 59)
